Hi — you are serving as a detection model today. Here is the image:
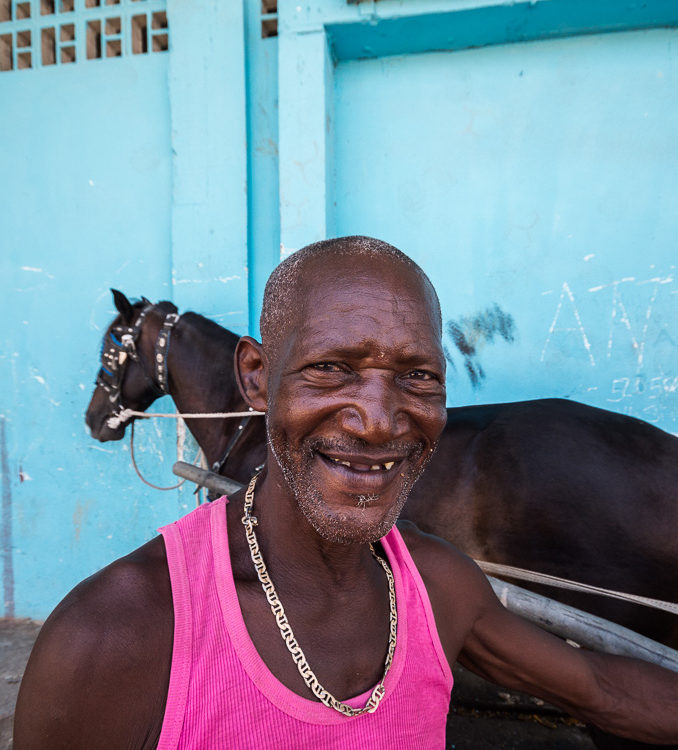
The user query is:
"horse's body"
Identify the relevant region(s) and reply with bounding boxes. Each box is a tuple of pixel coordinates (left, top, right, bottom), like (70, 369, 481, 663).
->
(86, 292, 678, 653)
(404, 398, 678, 651)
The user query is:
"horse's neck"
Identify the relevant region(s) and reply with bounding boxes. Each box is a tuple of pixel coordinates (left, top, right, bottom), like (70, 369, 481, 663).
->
(166, 316, 244, 465)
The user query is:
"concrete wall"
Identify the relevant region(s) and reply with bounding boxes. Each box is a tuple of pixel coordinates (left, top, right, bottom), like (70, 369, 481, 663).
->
(2, 0, 677, 618)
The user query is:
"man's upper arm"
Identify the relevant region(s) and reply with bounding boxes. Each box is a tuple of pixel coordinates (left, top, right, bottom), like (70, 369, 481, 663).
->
(14, 538, 173, 750)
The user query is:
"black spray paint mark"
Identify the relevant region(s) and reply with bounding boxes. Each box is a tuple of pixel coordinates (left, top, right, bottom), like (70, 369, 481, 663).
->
(1, 416, 15, 618)
(445, 304, 516, 388)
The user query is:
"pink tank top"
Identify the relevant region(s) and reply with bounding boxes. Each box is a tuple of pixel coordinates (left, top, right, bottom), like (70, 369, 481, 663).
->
(157, 497, 453, 749)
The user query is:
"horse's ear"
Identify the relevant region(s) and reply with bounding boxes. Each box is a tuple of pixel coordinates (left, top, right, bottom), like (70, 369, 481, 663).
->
(141, 296, 151, 305)
(111, 289, 134, 323)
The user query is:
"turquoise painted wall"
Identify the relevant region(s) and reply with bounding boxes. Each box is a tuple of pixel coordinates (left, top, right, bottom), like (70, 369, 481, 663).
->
(1, 48, 178, 618)
(332, 29, 678, 426)
(2, 0, 677, 619)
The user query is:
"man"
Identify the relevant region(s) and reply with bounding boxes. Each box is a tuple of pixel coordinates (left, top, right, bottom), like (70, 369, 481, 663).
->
(15, 236, 678, 748)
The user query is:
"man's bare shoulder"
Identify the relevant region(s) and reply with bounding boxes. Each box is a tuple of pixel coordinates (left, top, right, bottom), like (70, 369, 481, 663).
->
(37, 534, 172, 661)
(395, 519, 496, 661)
(395, 519, 492, 600)
(14, 536, 173, 750)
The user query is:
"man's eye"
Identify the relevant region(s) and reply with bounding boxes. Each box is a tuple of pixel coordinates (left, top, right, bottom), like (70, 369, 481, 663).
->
(406, 369, 436, 381)
(309, 362, 343, 373)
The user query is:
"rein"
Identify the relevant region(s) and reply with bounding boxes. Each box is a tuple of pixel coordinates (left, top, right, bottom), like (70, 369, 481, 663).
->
(107, 408, 264, 428)
(476, 561, 678, 616)
(129, 420, 186, 491)
(211, 414, 255, 474)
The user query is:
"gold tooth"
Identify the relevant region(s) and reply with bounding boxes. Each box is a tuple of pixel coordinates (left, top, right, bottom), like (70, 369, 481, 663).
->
(383, 461, 395, 470)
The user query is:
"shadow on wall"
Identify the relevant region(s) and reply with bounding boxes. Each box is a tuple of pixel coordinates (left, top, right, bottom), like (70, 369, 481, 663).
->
(445, 303, 517, 388)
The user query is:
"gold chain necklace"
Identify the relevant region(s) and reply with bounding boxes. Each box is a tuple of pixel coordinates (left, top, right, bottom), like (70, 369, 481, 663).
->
(241, 474, 398, 717)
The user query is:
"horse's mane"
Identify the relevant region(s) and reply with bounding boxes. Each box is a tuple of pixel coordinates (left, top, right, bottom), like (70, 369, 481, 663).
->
(123, 298, 241, 347)
(180, 310, 240, 345)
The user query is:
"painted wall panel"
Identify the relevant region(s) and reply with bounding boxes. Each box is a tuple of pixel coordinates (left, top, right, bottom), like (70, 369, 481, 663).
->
(168, 0, 249, 335)
(0, 54, 182, 617)
(244, 0, 280, 333)
(278, 28, 336, 259)
(332, 29, 678, 433)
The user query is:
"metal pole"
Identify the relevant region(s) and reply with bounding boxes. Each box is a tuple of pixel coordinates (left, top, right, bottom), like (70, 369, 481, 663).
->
(172, 461, 244, 497)
(489, 578, 678, 673)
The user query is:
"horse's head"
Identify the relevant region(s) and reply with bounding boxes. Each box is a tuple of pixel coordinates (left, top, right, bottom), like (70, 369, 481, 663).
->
(85, 289, 178, 441)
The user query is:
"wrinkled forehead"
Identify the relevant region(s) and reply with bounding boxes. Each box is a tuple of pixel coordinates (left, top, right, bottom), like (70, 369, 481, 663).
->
(306, 256, 437, 316)
(280, 258, 442, 356)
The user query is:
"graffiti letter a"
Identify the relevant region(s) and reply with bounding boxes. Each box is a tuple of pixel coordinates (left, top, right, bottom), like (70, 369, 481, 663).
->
(540, 282, 595, 367)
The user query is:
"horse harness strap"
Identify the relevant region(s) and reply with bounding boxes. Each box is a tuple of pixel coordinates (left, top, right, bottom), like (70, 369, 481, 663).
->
(97, 303, 155, 402)
(155, 312, 180, 394)
(202, 413, 261, 501)
(100, 304, 179, 429)
(211, 414, 254, 475)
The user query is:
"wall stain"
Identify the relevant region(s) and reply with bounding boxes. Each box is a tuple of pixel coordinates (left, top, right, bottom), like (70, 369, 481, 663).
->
(445, 303, 516, 388)
(72, 500, 92, 544)
(1, 416, 15, 618)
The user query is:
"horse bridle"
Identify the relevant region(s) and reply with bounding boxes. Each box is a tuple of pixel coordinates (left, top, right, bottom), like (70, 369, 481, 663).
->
(96, 303, 180, 428)
(96, 302, 255, 478)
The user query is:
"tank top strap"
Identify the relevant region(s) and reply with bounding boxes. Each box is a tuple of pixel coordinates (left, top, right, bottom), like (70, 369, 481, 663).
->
(381, 525, 454, 689)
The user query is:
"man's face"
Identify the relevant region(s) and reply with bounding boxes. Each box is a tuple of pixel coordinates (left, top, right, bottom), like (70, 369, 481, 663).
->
(265, 258, 447, 545)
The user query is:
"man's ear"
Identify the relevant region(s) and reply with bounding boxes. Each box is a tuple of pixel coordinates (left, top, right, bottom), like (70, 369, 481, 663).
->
(234, 336, 268, 412)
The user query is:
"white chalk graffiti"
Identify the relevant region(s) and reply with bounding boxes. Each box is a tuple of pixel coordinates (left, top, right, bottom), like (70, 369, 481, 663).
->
(601, 278, 663, 369)
(541, 271, 676, 371)
(540, 282, 595, 367)
(607, 374, 678, 424)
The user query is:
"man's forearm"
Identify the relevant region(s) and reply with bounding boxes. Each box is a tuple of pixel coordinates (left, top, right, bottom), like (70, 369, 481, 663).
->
(578, 651, 678, 744)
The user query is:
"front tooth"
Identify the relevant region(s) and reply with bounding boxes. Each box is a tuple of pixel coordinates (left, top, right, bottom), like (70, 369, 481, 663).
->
(383, 461, 395, 470)
(370, 464, 381, 471)
(331, 457, 351, 467)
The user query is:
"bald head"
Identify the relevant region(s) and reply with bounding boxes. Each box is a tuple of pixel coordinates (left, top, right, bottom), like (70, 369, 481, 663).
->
(260, 236, 442, 357)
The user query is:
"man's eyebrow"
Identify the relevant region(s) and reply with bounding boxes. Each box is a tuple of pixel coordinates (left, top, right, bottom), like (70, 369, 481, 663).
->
(299, 342, 443, 365)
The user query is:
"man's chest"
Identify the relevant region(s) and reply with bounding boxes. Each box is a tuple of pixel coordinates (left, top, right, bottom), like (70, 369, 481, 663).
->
(233, 572, 394, 703)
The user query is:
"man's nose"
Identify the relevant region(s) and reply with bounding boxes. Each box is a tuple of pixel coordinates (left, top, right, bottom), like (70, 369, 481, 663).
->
(337, 372, 408, 443)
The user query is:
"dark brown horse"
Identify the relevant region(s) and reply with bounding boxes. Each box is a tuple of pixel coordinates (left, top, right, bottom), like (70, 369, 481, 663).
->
(86, 291, 678, 655)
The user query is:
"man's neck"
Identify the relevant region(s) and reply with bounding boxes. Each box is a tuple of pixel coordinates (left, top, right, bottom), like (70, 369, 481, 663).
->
(243, 467, 378, 587)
